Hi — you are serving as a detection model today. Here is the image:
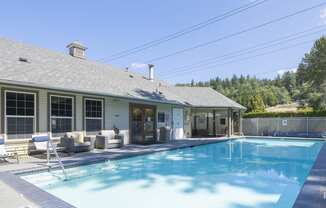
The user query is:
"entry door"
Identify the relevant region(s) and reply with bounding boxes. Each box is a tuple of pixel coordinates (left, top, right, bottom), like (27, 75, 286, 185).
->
(173, 108, 184, 139)
(130, 104, 156, 144)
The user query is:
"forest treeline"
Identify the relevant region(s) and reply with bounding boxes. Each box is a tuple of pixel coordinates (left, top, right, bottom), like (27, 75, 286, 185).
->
(177, 36, 326, 112)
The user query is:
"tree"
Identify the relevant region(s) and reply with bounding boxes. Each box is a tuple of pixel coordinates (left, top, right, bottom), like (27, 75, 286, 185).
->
(281, 71, 297, 97)
(297, 36, 326, 90)
(248, 95, 265, 112)
(297, 36, 326, 109)
(190, 79, 195, 87)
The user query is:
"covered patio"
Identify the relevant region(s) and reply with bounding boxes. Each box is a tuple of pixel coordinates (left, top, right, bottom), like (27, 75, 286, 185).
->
(184, 108, 242, 138)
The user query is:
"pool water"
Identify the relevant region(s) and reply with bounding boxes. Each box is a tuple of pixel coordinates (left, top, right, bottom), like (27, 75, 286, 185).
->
(21, 138, 323, 208)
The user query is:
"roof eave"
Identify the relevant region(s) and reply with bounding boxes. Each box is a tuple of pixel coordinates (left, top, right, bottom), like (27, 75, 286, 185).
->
(0, 79, 186, 106)
(187, 105, 247, 110)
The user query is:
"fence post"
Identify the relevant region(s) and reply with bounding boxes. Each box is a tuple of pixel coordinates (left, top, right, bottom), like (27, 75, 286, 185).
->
(277, 117, 279, 136)
(306, 117, 309, 137)
(256, 118, 259, 136)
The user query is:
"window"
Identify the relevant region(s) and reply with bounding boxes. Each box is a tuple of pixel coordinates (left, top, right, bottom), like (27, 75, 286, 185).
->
(220, 118, 226, 125)
(50, 95, 73, 134)
(84, 98, 103, 132)
(158, 112, 165, 123)
(5, 91, 36, 139)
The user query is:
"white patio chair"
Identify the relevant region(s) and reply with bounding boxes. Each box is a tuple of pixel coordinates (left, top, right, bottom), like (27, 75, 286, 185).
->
(0, 135, 19, 163)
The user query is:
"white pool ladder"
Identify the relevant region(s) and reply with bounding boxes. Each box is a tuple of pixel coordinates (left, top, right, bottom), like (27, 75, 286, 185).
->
(47, 139, 67, 180)
(32, 133, 67, 180)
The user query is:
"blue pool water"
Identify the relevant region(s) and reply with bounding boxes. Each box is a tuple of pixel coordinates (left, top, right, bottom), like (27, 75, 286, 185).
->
(21, 138, 323, 208)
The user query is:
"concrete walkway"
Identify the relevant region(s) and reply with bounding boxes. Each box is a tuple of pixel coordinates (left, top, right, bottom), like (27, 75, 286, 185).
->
(0, 180, 38, 208)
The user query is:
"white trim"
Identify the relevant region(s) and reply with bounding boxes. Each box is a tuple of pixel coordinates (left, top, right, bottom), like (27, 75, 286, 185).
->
(84, 98, 103, 132)
(4, 90, 36, 139)
(49, 95, 74, 133)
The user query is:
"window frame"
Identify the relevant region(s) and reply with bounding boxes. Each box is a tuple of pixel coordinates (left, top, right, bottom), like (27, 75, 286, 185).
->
(220, 118, 226, 125)
(49, 94, 74, 134)
(157, 112, 165, 123)
(83, 97, 104, 132)
(4, 90, 37, 139)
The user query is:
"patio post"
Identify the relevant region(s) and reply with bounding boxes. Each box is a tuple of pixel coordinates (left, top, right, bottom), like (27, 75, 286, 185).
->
(227, 108, 232, 137)
(239, 110, 243, 136)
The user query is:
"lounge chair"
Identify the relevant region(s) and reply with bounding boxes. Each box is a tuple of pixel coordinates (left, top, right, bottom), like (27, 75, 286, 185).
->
(0, 135, 19, 163)
(60, 131, 93, 153)
(95, 130, 123, 149)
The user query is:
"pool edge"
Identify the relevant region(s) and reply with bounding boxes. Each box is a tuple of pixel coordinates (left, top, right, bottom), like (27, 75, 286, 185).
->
(293, 141, 326, 208)
(0, 171, 76, 208)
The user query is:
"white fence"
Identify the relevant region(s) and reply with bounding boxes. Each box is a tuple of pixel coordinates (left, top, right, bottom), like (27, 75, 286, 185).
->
(242, 117, 326, 138)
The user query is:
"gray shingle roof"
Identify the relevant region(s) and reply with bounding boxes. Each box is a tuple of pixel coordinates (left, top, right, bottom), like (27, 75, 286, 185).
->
(0, 37, 245, 109)
(168, 86, 245, 109)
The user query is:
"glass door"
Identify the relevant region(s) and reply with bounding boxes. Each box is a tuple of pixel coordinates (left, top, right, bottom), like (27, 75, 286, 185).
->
(144, 108, 155, 143)
(131, 107, 143, 143)
(130, 104, 156, 144)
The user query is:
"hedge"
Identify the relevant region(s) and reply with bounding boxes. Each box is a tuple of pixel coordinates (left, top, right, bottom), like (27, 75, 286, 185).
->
(243, 110, 326, 118)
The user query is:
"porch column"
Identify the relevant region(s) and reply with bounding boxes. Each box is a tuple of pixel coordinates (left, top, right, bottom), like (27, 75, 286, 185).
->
(227, 108, 232, 137)
(239, 110, 243, 136)
(213, 109, 216, 137)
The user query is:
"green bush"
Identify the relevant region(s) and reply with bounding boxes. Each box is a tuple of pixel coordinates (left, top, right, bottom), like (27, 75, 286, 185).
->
(243, 110, 326, 118)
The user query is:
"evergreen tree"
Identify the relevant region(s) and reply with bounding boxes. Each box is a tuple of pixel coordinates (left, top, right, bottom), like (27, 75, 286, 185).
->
(248, 95, 265, 112)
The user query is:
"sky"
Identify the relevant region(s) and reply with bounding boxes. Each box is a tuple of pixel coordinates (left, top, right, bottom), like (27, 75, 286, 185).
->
(0, 0, 326, 84)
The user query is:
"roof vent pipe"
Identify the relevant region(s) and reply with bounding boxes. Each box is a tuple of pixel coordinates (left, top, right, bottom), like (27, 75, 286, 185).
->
(148, 64, 154, 82)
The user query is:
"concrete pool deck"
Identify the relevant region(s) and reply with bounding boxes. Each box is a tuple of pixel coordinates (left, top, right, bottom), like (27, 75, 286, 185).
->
(0, 138, 226, 208)
(1, 137, 326, 208)
(293, 140, 326, 208)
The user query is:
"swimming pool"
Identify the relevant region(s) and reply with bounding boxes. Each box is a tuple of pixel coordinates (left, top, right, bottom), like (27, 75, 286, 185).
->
(21, 138, 323, 208)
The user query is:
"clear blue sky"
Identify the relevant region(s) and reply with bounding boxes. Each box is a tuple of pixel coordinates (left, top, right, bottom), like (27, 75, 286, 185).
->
(0, 0, 325, 84)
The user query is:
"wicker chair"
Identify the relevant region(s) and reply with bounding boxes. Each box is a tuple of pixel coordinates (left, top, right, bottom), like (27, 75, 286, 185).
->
(95, 130, 123, 149)
(60, 131, 94, 153)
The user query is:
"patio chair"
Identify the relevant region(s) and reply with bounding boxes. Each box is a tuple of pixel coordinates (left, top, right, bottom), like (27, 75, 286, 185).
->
(0, 135, 19, 163)
(60, 131, 94, 153)
(158, 127, 171, 142)
(95, 130, 123, 149)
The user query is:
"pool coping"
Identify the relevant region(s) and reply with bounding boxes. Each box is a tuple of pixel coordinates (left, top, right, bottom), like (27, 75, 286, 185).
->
(293, 140, 326, 207)
(1, 139, 226, 208)
(245, 135, 326, 141)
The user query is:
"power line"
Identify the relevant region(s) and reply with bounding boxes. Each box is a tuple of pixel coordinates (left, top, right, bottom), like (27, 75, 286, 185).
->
(161, 39, 315, 79)
(97, 0, 269, 62)
(159, 25, 326, 75)
(146, 2, 326, 63)
(252, 65, 299, 77)
(163, 39, 313, 78)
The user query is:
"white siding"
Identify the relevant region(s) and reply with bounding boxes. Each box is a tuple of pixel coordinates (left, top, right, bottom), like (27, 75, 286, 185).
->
(75, 95, 83, 131)
(156, 104, 172, 129)
(0, 84, 184, 146)
(107, 98, 130, 144)
(38, 89, 48, 132)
